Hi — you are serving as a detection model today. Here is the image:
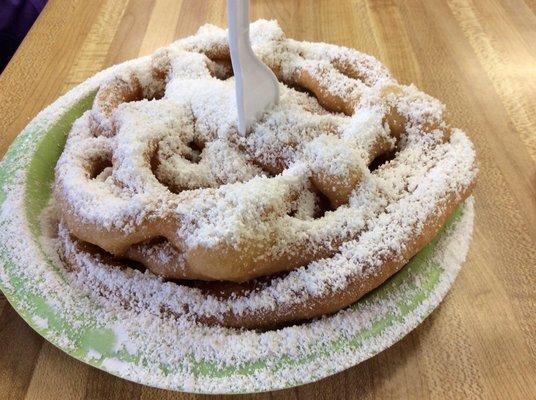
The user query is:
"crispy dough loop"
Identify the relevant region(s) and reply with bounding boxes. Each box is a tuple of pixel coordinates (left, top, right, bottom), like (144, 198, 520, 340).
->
(293, 64, 362, 116)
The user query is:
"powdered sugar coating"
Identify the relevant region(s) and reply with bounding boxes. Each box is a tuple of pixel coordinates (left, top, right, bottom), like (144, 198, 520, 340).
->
(54, 20, 476, 286)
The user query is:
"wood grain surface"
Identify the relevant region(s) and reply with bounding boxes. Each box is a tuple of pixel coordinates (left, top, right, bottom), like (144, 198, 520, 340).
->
(0, 0, 535, 399)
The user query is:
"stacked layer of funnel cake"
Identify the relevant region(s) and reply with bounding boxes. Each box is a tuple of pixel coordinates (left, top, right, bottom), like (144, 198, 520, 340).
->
(54, 20, 477, 329)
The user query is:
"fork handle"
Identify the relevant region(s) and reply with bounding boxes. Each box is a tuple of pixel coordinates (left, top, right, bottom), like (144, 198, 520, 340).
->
(227, 0, 251, 134)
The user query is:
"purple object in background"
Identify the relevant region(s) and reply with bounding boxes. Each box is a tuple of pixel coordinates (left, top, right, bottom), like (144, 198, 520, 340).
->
(0, 0, 47, 73)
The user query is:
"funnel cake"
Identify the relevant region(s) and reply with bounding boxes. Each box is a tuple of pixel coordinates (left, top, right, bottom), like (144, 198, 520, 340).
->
(54, 20, 476, 328)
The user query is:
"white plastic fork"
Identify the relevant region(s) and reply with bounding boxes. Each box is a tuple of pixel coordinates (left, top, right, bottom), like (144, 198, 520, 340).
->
(227, 0, 280, 135)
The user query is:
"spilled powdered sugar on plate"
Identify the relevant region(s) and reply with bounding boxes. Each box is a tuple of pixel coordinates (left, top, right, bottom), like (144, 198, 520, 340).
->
(0, 169, 474, 392)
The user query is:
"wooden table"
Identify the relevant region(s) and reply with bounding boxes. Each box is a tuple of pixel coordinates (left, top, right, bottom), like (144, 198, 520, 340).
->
(0, 1, 534, 399)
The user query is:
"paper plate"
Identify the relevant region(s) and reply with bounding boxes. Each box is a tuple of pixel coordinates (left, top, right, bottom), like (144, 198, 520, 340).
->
(0, 67, 474, 394)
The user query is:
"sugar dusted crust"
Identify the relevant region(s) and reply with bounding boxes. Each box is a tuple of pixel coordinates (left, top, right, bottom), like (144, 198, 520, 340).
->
(53, 20, 477, 328)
